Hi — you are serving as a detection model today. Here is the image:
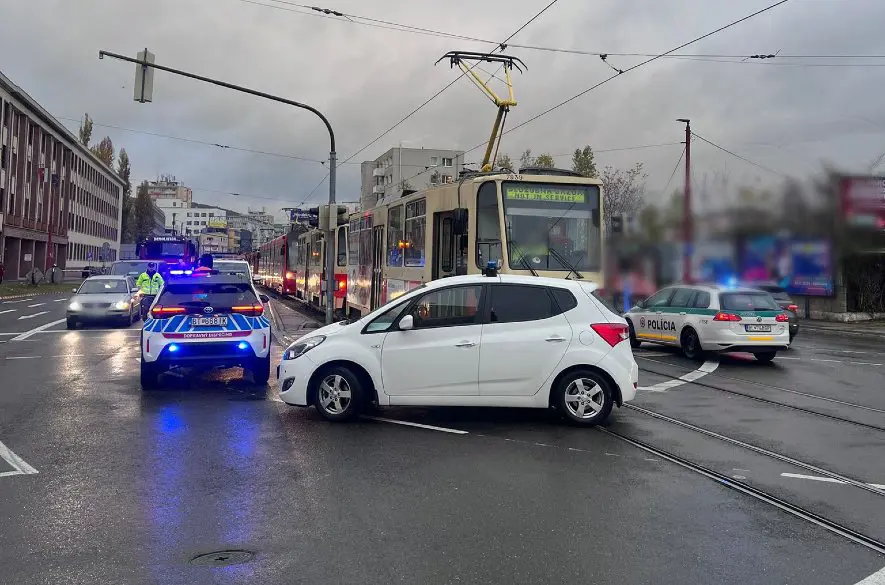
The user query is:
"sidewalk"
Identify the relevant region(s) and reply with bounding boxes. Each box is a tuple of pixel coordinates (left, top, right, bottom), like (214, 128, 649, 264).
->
(266, 297, 323, 347)
(800, 319, 885, 339)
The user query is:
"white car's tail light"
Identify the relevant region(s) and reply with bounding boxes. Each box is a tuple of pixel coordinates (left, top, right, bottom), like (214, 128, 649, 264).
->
(591, 323, 629, 347)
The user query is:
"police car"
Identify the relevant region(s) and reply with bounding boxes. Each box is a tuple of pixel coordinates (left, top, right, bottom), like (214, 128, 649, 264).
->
(140, 270, 272, 388)
(625, 284, 790, 362)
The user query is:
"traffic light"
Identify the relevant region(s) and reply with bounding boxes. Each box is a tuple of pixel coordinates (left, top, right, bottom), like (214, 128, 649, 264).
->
(307, 207, 320, 229)
(333, 205, 349, 227)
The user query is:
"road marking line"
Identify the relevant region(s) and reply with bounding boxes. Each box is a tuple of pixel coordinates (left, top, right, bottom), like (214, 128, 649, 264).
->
(854, 566, 885, 585)
(781, 472, 885, 490)
(5, 356, 40, 360)
(774, 356, 800, 360)
(2, 298, 34, 304)
(26, 303, 45, 308)
(633, 351, 674, 358)
(0, 309, 16, 315)
(53, 298, 68, 302)
(362, 416, 468, 435)
(637, 359, 719, 392)
(11, 318, 65, 341)
(17, 311, 49, 321)
(0, 440, 38, 475)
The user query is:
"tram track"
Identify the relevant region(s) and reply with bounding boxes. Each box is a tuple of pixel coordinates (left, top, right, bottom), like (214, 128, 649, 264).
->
(636, 360, 885, 433)
(597, 425, 885, 556)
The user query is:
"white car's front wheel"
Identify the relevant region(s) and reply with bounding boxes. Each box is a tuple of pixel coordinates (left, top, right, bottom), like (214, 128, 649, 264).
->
(313, 366, 362, 422)
(555, 370, 613, 426)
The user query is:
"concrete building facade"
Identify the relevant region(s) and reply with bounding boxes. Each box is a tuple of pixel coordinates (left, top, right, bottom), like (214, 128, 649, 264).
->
(360, 147, 465, 210)
(1, 70, 125, 277)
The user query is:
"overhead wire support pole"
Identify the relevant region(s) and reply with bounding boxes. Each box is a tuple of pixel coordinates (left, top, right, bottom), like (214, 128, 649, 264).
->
(678, 119, 692, 283)
(98, 48, 339, 323)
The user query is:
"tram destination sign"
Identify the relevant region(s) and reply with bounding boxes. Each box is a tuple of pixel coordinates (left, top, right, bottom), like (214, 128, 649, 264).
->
(504, 186, 586, 204)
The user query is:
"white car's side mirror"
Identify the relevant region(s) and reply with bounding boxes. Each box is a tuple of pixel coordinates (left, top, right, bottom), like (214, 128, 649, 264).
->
(398, 314, 414, 331)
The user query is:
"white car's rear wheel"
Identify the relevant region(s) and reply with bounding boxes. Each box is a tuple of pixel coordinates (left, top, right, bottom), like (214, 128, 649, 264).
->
(556, 370, 613, 426)
(313, 366, 362, 422)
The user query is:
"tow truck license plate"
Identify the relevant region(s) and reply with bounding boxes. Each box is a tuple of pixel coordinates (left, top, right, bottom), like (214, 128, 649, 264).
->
(192, 316, 228, 327)
(745, 324, 771, 332)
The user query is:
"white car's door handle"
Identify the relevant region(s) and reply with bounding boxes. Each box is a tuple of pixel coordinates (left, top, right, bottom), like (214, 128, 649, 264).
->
(545, 336, 566, 342)
(454, 341, 476, 348)
(680, 312, 687, 316)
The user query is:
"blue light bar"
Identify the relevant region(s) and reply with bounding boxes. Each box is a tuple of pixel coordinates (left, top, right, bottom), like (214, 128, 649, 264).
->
(169, 269, 193, 275)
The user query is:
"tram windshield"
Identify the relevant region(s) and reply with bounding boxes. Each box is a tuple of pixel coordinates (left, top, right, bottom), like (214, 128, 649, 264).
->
(501, 182, 601, 272)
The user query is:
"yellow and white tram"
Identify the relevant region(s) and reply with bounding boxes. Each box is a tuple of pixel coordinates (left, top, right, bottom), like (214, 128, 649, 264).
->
(343, 167, 605, 319)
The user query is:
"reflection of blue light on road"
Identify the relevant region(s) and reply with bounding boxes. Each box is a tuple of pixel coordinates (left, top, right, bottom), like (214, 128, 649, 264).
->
(157, 405, 184, 434)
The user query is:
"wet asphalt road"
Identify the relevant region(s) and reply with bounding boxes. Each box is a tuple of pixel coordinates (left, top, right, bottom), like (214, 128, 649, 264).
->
(1, 294, 884, 584)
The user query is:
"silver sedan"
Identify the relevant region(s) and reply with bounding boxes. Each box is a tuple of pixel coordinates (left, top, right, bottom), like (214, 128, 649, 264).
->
(67, 275, 143, 329)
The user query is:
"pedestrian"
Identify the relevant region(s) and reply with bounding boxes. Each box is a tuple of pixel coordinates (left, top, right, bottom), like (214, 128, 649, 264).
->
(136, 262, 165, 318)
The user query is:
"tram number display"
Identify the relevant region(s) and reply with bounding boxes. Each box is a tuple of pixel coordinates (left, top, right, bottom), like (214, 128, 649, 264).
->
(504, 187, 586, 204)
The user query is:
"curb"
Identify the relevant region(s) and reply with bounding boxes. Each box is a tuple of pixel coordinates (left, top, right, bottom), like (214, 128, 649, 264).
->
(0, 289, 74, 301)
(800, 324, 885, 339)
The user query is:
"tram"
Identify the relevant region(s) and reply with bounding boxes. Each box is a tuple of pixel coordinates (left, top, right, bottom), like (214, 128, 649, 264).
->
(343, 167, 604, 319)
(288, 225, 349, 315)
(255, 233, 297, 295)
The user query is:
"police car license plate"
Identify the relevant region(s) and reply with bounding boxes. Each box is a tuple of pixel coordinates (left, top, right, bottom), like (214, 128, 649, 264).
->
(745, 324, 771, 332)
(192, 316, 228, 327)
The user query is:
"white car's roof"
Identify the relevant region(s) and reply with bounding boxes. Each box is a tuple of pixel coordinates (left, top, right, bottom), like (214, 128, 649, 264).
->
(421, 273, 599, 292)
(84, 274, 129, 280)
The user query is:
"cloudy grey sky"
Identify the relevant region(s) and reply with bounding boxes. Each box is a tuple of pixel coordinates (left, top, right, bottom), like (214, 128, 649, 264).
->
(2, 0, 884, 219)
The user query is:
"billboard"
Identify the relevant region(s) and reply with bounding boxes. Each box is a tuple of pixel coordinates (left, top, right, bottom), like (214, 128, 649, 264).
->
(739, 235, 833, 296)
(207, 218, 227, 228)
(839, 176, 885, 230)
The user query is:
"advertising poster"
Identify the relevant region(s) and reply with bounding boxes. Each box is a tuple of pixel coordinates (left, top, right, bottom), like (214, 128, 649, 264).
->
(740, 236, 791, 287)
(693, 240, 738, 283)
(787, 239, 833, 296)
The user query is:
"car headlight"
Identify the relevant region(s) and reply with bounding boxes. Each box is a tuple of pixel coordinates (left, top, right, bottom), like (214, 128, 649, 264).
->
(282, 335, 326, 360)
(115, 300, 130, 310)
(68, 301, 82, 311)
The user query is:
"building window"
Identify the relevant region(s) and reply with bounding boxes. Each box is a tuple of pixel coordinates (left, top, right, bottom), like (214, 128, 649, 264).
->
(387, 205, 403, 267)
(430, 156, 439, 166)
(404, 199, 426, 267)
(442, 157, 453, 167)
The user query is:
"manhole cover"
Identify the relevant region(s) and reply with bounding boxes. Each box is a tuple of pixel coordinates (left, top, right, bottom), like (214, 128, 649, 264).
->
(189, 549, 255, 567)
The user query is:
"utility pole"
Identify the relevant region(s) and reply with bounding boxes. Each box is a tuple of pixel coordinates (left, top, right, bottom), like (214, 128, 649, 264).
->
(99, 48, 338, 322)
(678, 118, 692, 283)
(324, 157, 337, 326)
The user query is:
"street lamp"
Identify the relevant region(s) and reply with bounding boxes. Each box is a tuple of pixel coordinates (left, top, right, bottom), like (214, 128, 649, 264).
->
(98, 48, 338, 323)
(677, 118, 691, 283)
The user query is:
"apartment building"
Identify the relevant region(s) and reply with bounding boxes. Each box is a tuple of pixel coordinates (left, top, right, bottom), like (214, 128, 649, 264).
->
(360, 147, 465, 209)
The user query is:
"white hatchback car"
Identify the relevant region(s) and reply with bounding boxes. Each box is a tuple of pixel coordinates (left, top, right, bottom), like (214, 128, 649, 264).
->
(278, 273, 638, 426)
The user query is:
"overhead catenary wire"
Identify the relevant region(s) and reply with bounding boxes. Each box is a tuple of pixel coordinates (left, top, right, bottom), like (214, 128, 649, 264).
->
(462, 0, 793, 155)
(691, 132, 787, 177)
(229, 0, 881, 63)
(661, 146, 687, 196)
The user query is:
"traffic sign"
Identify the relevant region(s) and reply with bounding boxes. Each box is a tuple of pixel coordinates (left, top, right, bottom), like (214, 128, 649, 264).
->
(134, 48, 155, 103)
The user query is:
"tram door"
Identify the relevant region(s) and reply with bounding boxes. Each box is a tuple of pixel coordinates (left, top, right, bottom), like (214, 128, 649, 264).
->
(370, 225, 385, 310)
(432, 212, 456, 280)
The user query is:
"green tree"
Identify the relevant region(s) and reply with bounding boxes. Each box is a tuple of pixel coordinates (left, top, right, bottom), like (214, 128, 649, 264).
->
(534, 153, 555, 168)
(600, 163, 647, 229)
(571, 146, 597, 177)
(117, 149, 135, 242)
(495, 153, 514, 171)
(519, 149, 534, 169)
(132, 181, 156, 242)
(91, 136, 114, 166)
(78, 113, 93, 147)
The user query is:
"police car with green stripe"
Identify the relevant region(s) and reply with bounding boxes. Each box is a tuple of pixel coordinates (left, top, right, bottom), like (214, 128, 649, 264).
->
(140, 270, 272, 388)
(625, 284, 790, 362)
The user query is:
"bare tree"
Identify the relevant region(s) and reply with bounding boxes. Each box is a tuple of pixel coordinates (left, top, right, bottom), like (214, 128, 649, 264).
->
(600, 163, 647, 227)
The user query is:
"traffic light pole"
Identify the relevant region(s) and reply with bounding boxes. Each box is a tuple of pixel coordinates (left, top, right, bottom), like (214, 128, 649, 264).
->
(324, 154, 337, 325)
(97, 49, 339, 321)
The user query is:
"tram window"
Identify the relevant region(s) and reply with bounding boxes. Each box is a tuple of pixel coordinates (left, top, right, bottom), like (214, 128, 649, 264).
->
(441, 217, 453, 272)
(388, 205, 404, 267)
(405, 199, 426, 268)
(348, 220, 359, 265)
(476, 181, 502, 269)
(336, 226, 347, 266)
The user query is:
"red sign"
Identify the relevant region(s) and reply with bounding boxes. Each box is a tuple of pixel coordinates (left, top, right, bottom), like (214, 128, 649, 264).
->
(840, 176, 885, 230)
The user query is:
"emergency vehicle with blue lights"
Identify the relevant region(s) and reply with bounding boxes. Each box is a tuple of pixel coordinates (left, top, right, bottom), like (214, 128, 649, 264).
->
(139, 269, 272, 388)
